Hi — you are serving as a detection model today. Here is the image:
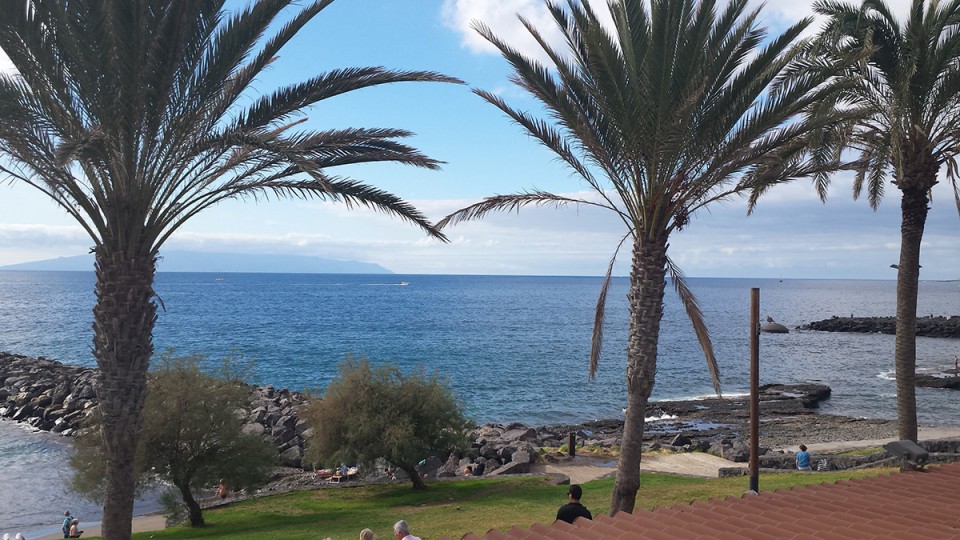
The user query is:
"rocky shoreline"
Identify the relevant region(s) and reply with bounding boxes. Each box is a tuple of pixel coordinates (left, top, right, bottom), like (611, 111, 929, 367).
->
(3, 352, 958, 479)
(0, 352, 311, 468)
(798, 315, 960, 390)
(800, 315, 960, 338)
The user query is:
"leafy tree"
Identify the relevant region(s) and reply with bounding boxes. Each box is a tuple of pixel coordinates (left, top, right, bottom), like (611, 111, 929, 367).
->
(70, 355, 276, 527)
(802, 0, 960, 442)
(302, 358, 472, 490)
(0, 2, 456, 536)
(439, 0, 847, 513)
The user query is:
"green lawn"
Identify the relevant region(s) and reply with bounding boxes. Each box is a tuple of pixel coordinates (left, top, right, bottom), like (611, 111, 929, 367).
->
(125, 468, 894, 540)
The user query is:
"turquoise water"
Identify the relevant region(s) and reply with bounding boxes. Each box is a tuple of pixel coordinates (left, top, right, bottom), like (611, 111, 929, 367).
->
(2, 272, 960, 534)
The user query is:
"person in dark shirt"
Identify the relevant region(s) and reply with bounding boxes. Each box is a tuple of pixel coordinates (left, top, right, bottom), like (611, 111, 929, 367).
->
(555, 484, 593, 524)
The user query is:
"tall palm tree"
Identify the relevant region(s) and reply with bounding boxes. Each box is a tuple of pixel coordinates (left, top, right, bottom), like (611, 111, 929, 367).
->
(0, 1, 456, 537)
(440, 0, 848, 514)
(804, 0, 960, 442)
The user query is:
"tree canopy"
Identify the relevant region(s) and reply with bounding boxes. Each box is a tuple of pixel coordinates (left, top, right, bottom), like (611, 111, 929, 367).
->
(0, 2, 456, 536)
(802, 0, 960, 441)
(303, 357, 472, 490)
(440, 0, 849, 513)
(70, 355, 276, 527)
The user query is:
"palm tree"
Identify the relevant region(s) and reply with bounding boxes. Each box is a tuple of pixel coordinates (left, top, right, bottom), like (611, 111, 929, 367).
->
(0, 1, 456, 537)
(806, 0, 960, 442)
(439, 0, 848, 514)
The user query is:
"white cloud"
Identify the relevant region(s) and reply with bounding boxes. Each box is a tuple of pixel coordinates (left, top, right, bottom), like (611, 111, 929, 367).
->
(763, 0, 913, 26)
(0, 223, 88, 246)
(0, 49, 14, 75)
(442, 0, 919, 63)
(441, 0, 612, 64)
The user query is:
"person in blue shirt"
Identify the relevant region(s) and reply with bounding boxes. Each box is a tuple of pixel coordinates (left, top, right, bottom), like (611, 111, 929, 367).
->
(62, 511, 74, 539)
(796, 444, 812, 471)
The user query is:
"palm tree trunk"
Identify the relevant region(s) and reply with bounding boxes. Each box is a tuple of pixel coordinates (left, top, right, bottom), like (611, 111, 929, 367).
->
(93, 247, 157, 540)
(611, 237, 668, 515)
(894, 186, 929, 443)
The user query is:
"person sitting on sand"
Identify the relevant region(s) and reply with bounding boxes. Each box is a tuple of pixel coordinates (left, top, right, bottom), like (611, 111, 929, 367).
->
(68, 519, 82, 538)
(360, 528, 375, 540)
(796, 444, 812, 471)
(555, 484, 592, 524)
(215, 479, 230, 499)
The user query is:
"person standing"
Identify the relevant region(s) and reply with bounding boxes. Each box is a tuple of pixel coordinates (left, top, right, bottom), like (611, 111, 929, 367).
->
(393, 520, 421, 540)
(555, 484, 593, 524)
(796, 444, 813, 471)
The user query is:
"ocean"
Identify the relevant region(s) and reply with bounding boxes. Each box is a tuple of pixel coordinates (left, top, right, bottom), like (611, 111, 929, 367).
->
(2, 271, 960, 535)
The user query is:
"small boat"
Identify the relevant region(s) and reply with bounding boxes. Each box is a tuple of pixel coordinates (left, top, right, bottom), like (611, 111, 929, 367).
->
(399, 281, 409, 286)
(316, 469, 334, 478)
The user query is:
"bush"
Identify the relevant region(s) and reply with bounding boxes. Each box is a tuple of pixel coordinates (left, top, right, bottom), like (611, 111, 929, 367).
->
(70, 354, 276, 526)
(303, 357, 472, 489)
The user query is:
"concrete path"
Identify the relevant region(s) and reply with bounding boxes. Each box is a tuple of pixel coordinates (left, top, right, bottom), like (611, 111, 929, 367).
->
(774, 426, 960, 453)
(532, 451, 739, 484)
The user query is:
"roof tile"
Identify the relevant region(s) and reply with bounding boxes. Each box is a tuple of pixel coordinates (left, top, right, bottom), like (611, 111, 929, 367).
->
(468, 462, 960, 540)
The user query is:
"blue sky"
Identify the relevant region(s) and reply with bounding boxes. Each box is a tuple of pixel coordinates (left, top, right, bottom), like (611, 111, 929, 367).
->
(1, 0, 957, 279)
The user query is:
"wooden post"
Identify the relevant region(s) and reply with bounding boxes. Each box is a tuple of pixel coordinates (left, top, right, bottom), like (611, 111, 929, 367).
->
(749, 288, 760, 493)
(568, 432, 576, 458)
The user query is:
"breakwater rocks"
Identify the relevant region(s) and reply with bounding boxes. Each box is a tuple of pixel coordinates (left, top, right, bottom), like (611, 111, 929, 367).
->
(800, 315, 960, 338)
(460, 384, 835, 472)
(0, 353, 310, 468)
(0, 354, 97, 434)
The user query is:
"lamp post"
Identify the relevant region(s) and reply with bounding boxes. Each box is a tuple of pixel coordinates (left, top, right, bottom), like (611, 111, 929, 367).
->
(749, 288, 760, 493)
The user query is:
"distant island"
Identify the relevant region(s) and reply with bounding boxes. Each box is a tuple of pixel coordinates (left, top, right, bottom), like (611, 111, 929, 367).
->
(0, 251, 393, 274)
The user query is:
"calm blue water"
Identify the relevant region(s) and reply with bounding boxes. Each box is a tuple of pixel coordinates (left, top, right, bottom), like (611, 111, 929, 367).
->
(2, 271, 960, 534)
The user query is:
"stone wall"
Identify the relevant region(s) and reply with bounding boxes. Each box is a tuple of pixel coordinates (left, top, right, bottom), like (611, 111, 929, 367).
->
(0, 352, 310, 468)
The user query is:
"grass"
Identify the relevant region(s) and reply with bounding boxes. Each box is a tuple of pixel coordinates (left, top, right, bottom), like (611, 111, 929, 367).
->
(833, 446, 884, 456)
(113, 467, 896, 540)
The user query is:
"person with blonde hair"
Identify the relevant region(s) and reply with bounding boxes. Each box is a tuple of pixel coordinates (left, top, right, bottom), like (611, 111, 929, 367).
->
(360, 528, 375, 540)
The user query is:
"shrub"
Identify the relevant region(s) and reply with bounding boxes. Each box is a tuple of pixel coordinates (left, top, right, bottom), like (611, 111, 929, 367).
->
(302, 357, 471, 489)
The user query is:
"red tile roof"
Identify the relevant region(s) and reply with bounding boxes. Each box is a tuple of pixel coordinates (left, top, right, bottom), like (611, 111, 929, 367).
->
(454, 462, 960, 539)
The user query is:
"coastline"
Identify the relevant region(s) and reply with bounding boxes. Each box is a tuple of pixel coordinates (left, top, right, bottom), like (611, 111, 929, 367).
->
(7, 354, 960, 537)
(34, 514, 166, 540)
(27, 422, 960, 540)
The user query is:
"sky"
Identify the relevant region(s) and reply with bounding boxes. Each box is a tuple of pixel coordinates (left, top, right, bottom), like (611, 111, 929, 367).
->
(1, 0, 957, 280)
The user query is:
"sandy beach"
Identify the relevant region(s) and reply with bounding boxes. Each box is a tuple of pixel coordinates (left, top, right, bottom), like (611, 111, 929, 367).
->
(35, 514, 167, 540)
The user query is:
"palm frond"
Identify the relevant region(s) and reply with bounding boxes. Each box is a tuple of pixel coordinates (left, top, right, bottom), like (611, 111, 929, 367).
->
(589, 233, 631, 380)
(236, 67, 463, 131)
(666, 257, 720, 396)
(436, 191, 613, 230)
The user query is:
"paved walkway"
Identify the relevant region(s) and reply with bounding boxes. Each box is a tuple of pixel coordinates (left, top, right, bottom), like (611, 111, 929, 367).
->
(532, 451, 739, 484)
(775, 426, 960, 453)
